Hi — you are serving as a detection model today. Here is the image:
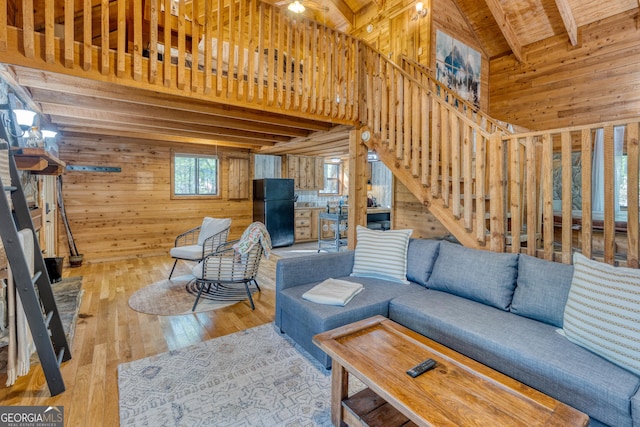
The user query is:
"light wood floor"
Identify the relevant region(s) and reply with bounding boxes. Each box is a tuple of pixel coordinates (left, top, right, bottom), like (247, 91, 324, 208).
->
(0, 253, 279, 426)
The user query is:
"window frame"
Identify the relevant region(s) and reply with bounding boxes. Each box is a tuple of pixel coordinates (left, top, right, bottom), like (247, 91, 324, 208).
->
(320, 162, 342, 195)
(171, 150, 221, 199)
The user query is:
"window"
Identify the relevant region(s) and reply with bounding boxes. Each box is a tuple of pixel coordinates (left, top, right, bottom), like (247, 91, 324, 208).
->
(321, 163, 341, 194)
(173, 153, 219, 196)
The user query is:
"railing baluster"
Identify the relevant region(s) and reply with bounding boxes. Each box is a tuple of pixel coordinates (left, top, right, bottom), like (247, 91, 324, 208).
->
(451, 112, 460, 218)
(247, 0, 256, 101)
(236, 0, 246, 100)
(226, 0, 235, 98)
(82, 0, 91, 71)
(463, 122, 472, 230)
(580, 129, 593, 259)
(149, 0, 159, 84)
(541, 132, 554, 260)
(216, 0, 225, 96)
(627, 123, 639, 268)
(430, 96, 440, 197)
(44, 0, 54, 63)
(267, 6, 275, 105)
(191, 0, 200, 92)
(23, 0, 35, 59)
(525, 135, 537, 255)
(163, 0, 171, 87)
(0, 0, 7, 51)
(421, 89, 430, 188)
(475, 134, 486, 244)
(603, 125, 616, 264)
(101, 0, 109, 74)
(131, 0, 142, 80)
(440, 103, 449, 206)
(561, 131, 573, 264)
(509, 136, 522, 253)
(411, 83, 420, 178)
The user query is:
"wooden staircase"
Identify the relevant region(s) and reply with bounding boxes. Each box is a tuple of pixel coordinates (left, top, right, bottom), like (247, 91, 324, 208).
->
(356, 46, 640, 267)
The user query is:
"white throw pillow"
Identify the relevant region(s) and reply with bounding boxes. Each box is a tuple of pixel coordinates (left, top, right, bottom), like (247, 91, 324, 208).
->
(351, 225, 412, 284)
(562, 253, 640, 376)
(197, 217, 231, 245)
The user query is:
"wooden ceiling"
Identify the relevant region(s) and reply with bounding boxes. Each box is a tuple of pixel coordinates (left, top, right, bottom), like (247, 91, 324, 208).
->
(2, 64, 352, 158)
(3, 0, 638, 159)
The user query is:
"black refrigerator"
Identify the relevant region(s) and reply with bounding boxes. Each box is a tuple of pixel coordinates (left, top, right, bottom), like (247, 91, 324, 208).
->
(253, 178, 295, 248)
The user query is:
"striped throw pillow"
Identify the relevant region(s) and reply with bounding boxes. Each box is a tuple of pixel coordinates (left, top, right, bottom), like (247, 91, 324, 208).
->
(351, 225, 412, 284)
(562, 253, 640, 376)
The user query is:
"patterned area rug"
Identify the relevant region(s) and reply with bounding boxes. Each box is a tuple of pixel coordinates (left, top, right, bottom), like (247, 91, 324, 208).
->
(128, 275, 259, 316)
(118, 323, 364, 426)
(0, 276, 84, 372)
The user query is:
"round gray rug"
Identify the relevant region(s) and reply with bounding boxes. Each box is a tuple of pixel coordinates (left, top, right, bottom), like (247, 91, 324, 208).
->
(128, 275, 257, 316)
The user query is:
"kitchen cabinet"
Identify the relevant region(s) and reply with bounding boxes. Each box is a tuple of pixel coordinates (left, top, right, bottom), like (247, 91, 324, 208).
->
(295, 209, 312, 241)
(287, 155, 324, 190)
(295, 207, 324, 243)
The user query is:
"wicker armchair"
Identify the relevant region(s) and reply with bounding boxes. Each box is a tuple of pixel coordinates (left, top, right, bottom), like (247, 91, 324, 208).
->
(190, 240, 264, 311)
(168, 217, 231, 279)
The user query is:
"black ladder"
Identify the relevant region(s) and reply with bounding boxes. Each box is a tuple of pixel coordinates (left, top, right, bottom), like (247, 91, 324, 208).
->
(0, 151, 70, 396)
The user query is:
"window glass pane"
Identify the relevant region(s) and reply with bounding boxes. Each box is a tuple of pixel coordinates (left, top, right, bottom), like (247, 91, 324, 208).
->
(173, 154, 218, 196)
(198, 157, 218, 195)
(174, 156, 196, 195)
(322, 163, 340, 194)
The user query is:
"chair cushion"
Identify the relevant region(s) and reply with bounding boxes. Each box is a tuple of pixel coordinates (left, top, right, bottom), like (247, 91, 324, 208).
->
(197, 217, 231, 245)
(350, 225, 412, 284)
(169, 245, 203, 260)
(511, 254, 574, 327)
(562, 253, 640, 377)
(427, 241, 518, 311)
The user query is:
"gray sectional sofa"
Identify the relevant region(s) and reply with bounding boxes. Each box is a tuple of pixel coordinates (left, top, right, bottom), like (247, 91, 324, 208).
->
(275, 238, 640, 427)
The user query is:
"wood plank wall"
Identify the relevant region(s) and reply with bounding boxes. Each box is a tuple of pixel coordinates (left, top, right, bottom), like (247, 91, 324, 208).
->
(351, 0, 489, 112)
(490, 9, 640, 130)
(57, 136, 252, 264)
(393, 179, 450, 239)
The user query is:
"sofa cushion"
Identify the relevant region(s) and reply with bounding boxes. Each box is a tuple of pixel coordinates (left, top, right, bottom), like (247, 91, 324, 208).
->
(389, 290, 639, 427)
(278, 276, 424, 367)
(563, 253, 640, 377)
(511, 254, 573, 327)
(426, 241, 518, 310)
(406, 239, 441, 287)
(351, 225, 412, 284)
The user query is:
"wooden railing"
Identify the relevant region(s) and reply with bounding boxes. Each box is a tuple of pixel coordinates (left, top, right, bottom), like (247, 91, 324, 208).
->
(358, 43, 640, 267)
(498, 122, 640, 268)
(400, 55, 511, 136)
(1, 1, 636, 267)
(0, 0, 360, 123)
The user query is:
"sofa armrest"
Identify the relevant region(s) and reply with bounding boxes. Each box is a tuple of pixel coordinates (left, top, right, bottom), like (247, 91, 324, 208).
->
(275, 251, 355, 292)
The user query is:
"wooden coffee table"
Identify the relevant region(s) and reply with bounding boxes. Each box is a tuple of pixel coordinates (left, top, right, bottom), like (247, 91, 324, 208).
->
(313, 315, 589, 427)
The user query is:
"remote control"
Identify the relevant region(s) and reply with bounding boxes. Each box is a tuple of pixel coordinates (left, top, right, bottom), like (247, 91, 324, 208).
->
(406, 358, 436, 378)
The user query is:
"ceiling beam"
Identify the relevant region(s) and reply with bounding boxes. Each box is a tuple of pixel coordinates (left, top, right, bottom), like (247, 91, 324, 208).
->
(326, 0, 354, 25)
(56, 125, 272, 149)
(51, 115, 279, 146)
(34, 92, 309, 138)
(482, 0, 523, 62)
(554, 0, 578, 46)
(13, 67, 333, 131)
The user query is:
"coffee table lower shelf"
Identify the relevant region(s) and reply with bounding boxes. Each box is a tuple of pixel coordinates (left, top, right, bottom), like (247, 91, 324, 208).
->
(343, 387, 418, 427)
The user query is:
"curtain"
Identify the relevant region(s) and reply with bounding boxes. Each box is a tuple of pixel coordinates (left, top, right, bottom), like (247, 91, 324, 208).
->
(591, 126, 625, 212)
(5, 229, 36, 386)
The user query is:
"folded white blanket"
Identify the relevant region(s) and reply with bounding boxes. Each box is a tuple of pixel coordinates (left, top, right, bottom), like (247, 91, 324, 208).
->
(302, 278, 363, 306)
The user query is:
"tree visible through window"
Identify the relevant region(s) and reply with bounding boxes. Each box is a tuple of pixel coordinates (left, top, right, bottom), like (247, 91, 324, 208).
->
(173, 153, 218, 196)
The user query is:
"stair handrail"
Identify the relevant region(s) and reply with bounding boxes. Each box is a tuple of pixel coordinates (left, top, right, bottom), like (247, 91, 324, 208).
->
(399, 55, 512, 135)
